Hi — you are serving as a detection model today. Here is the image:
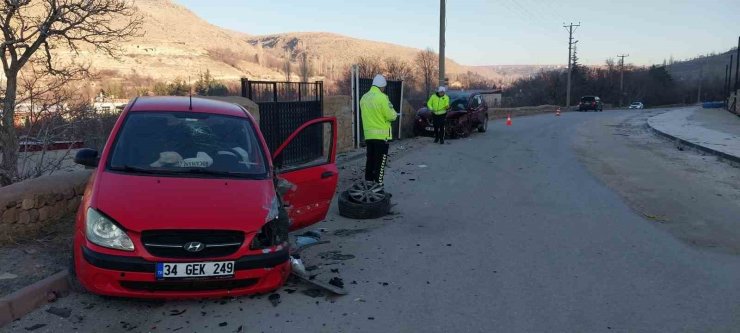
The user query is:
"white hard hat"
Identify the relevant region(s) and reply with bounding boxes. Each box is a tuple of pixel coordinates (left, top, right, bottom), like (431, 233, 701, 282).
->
(437, 86, 447, 93)
(372, 74, 387, 88)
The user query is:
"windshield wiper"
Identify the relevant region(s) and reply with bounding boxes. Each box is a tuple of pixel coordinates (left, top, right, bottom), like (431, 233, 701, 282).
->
(180, 168, 256, 179)
(109, 165, 178, 175)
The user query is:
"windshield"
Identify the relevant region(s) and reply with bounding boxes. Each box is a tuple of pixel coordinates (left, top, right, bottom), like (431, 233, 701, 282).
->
(107, 112, 267, 179)
(446, 92, 470, 111)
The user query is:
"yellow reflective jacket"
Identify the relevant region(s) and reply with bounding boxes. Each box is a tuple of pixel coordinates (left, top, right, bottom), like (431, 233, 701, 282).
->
(427, 94, 450, 115)
(360, 86, 397, 141)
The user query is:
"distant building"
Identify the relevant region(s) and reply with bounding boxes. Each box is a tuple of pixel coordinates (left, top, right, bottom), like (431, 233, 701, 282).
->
(12, 102, 69, 127)
(93, 91, 128, 114)
(479, 90, 503, 108)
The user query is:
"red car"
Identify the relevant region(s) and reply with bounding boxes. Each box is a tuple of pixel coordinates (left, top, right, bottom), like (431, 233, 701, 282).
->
(70, 96, 338, 299)
(414, 91, 489, 138)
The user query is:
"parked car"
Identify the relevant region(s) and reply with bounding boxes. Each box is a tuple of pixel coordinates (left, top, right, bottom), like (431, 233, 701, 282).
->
(18, 136, 84, 152)
(414, 91, 489, 138)
(70, 96, 338, 299)
(578, 96, 603, 112)
(629, 102, 644, 109)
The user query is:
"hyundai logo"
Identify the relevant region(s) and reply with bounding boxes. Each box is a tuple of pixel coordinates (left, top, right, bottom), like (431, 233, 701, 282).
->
(184, 242, 205, 253)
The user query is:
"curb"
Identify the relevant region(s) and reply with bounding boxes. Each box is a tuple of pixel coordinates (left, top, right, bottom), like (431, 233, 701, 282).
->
(0, 270, 69, 328)
(646, 119, 740, 166)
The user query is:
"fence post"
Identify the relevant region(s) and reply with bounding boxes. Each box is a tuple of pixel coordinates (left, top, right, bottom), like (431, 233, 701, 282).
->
(272, 82, 278, 103)
(241, 78, 249, 99)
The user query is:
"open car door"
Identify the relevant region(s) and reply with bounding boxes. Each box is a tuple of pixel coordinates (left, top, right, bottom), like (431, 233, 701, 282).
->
(272, 117, 339, 231)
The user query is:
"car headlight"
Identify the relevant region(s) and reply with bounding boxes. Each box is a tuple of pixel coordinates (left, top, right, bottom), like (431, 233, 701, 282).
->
(251, 197, 287, 250)
(85, 208, 135, 251)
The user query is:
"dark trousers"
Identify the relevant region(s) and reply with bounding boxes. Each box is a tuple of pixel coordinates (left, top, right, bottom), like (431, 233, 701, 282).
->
(365, 139, 389, 184)
(432, 114, 446, 143)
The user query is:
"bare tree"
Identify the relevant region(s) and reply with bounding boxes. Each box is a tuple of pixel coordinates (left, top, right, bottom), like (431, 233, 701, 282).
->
(356, 56, 383, 78)
(415, 48, 439, 97)
(0, 0, 142, 186)
(298, 53, 311, 82)
(283, 53, 292, 81)
(384, 57, 414, 81)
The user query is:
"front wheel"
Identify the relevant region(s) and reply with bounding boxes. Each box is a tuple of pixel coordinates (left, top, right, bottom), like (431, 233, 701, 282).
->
(478, 117, 488, 133)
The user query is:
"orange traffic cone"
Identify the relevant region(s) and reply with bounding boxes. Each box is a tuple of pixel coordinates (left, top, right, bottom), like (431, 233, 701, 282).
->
(506, 114, 512, 126)
(556, 108, 561, 116)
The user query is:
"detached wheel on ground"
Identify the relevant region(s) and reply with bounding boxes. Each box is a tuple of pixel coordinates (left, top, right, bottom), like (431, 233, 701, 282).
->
(339, 181, 391, 219)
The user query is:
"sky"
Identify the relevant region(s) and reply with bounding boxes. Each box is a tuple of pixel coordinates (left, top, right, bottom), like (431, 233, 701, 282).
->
(175, 0, 740, 66)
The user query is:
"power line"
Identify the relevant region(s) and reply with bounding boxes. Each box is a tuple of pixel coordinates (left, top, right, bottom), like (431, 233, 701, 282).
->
(564, 22, 580, 108)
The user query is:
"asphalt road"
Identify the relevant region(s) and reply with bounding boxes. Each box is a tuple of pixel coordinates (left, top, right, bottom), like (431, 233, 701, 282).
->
(6, 109, 740, 333)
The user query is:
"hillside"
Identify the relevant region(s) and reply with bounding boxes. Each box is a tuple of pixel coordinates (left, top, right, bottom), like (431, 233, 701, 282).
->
(50, 0, 545, 89)
(56, 0, 283, 82)
(665, 49, 737, 84)
(245, 32, 468, 78)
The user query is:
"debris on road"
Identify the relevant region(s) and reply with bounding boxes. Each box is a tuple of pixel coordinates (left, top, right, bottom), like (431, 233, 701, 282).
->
(24, 324, 46, 331)
(45, 306, 72, 318)
(268, 293, 281, 307)
(0, 272, 18, 280)
(219, 322, 228, 327)
(333, 229, 370, 237)
(328, 277, 344, 288)
(318, 251, 355, 261)
(302, 289, 324, 298)
(169, 309, 187, 316)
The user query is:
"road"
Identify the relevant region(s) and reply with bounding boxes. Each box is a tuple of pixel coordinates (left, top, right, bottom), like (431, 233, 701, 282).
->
(6, 109, 740, 332)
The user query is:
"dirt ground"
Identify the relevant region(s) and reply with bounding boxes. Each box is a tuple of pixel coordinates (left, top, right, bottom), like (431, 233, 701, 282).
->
(0, 218, 74, 298)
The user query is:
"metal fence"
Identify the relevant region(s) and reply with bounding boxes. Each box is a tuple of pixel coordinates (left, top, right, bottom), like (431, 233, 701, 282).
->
(241, 79, 324, 166)
(352, 74, 404, 147)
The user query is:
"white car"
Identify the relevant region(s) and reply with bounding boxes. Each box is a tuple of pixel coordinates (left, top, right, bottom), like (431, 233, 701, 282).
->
(629, 102, 644, 109)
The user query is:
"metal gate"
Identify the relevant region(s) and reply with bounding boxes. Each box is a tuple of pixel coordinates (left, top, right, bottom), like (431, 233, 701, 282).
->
(351, 66, 404, 148)
(241, 79, 324, 165)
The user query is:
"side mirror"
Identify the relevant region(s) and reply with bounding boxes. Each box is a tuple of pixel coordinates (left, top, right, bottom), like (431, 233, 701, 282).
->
(74, 148, 100, 168)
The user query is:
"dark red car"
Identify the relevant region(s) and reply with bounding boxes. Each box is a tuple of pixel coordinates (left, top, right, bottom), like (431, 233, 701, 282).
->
(414, 91, 489, 138)
(71, 96, 338, 299)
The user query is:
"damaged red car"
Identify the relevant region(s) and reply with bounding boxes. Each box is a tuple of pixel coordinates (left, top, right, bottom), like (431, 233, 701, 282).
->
(70, 96, 338, 298)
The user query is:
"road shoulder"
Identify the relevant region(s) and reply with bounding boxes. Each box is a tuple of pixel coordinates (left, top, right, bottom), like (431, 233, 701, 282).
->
(573, 110, 740, 255)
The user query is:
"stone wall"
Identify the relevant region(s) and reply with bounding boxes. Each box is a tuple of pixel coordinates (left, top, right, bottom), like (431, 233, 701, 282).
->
(0, 171, 91, 245)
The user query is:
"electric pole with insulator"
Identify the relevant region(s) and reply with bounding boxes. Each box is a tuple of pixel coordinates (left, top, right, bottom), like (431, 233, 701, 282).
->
(617, 54, 629, 107)
(563, 22, 580, 109)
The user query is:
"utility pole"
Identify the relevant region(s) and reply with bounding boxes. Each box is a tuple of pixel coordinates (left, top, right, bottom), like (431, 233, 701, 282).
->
(617, 54, 629, 107)
(736, 36, 740, 92)
(439, 0, 446, 87)
(730, 55, 734, 99)
(697, 61, 704, 104)
(725, 64, 730, 100)
(563, 22, 580, 108)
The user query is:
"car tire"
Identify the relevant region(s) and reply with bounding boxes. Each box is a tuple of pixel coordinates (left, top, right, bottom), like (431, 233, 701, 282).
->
(478, 117, 488, 133)
(338, 190, 391, 220)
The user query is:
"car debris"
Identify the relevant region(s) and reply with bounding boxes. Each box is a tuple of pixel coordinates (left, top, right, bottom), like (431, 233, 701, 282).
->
(45, 306, 72, 318)
(0, 272, 17, 280)
(328, 277, 344, 288)
(268, 293, 281, 307)
(24, 324, 46, 331)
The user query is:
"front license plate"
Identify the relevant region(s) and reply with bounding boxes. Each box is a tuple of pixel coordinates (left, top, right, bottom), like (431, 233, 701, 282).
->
(156, 261, 235, 280)
(425, 126, 434, 131)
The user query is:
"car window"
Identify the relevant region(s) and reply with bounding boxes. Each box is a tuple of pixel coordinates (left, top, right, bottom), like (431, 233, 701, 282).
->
(471, 96, 481, 108)
(449, 97, 469, 111)
(107, 111, 267, 179)
(581, 97, 596, 102)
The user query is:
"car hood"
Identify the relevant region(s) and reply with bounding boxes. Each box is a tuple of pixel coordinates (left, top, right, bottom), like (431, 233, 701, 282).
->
(92, 172, 275, 233)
